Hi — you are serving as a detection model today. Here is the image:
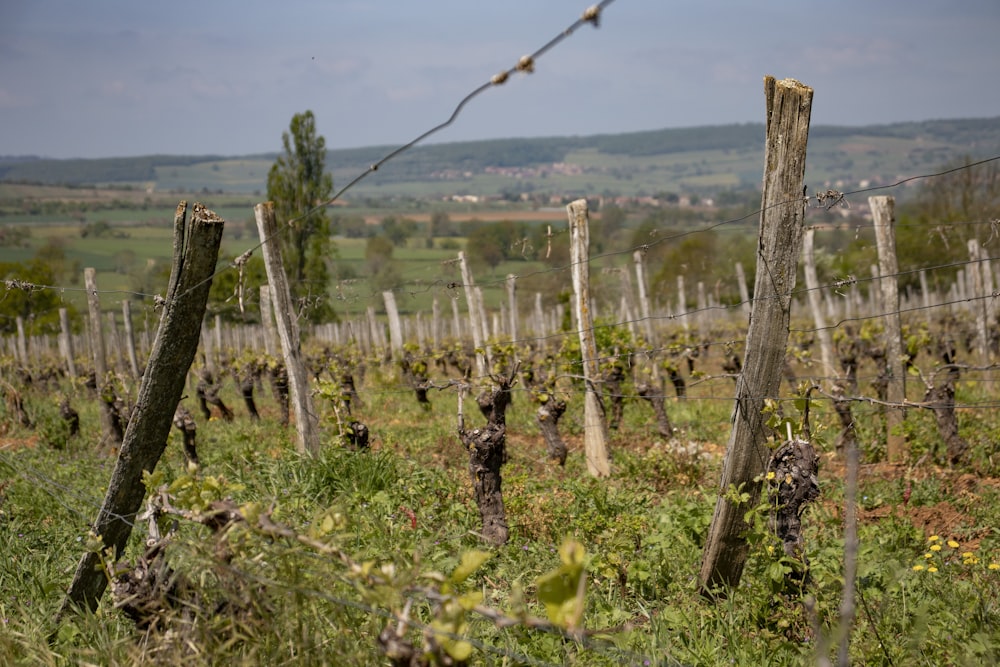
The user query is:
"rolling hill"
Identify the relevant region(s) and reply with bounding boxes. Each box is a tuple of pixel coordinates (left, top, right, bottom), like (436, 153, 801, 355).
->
(2, 117, 998, 200)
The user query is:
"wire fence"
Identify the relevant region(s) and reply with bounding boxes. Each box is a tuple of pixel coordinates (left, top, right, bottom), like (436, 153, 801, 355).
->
(2, 0, 1000, 662)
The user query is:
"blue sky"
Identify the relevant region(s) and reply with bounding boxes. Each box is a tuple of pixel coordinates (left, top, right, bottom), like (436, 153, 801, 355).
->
(2, 0, 998, 159)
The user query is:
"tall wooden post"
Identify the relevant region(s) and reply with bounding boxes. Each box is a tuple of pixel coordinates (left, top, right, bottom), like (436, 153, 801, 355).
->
(61, 202, 225, 616)
(121, 300, 141, 378)
(700, 77, 813, 592)
(676, 275, 689, 331)
(259, 285, 278, 358)
(383, 290, 403, 358)
(506, 274, 518, 342)
(567, 199, 611, 478)
(15, 316, 28, 366)
(255, 202, 320, 455)
(458, 251, 487, 376)
(802, 228, 835, 380)
(735, 261, 751, 318)
(85, 267, 121, 450)
(967, 239, 990, 365)
(432, 296, 441, 348)
(59, 307, 77, 378)
(633, 250, 655, 344)
(871, 196, 906, 463)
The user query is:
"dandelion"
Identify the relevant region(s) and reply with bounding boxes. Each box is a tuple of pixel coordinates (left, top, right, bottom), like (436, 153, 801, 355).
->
(947, 540, 960, 548)
(912, 565, 925, 571)
(963, 551, 974, 558)
(925, 553, 934, 559)
(989, 563, 1000, 571)
(930, 544, 942, 552)
(927, 566, 938, 573)
(928, 535, 940, 543)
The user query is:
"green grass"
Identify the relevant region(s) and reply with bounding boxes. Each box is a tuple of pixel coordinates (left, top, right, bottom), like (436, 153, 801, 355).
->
(2, 340, 1000, 665)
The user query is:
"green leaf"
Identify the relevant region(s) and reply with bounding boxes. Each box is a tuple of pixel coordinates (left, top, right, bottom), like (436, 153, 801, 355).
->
(536, 539, 586, 629)
(450, 549, 492, 586)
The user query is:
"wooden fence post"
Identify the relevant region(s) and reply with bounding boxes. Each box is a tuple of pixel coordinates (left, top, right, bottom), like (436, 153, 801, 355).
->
(383, 290, 403, 358)
(735, 261, 751, 318)
(59, 307, 77, 378)
(802, 228, 835, 380)
(121, 300, 141, 378)
(567, 199, 611, 478)
(699, 77, 813, 593)
(84, 267, 121, 451)
(676, 275, 689, 331)
(15, 316, 28, 366)
(458, 251, 487, 377)
(259, 285, 278, 358)
(255, 202, 320, 455)
(506, 274, 518, 342)
(60, 202, 225, 616)
(871, 195, 906, 463)
(967, 239, 990, 366)
(633, 250, 655, 344)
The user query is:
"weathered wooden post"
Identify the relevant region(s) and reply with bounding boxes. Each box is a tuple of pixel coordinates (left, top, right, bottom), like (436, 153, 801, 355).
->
(633, 250, 655, 344)
(60, 202, 225, 616)
(676, 275, 689, 331)
(15, 316, 28, 367)
(58, 307, 77, 378)
(259, 285, 278, 358)
(84, 267, 121, 451)
(802, 228, 835, 380)
(735, 261, 751, 319)
(700, 77, 813, 593)
(506, 274, 518, 342)
(121, 300, 141, 378)
(870, 195, 906, 463)
(431, 296, 441, 348)
(382, 290, 403, 359)
(534, 292, 545, 337)
(255, 202, 321, 455)
(967, 239, 990, 366)
(567, 199, 611, 478)
(458, 251, 487, 376)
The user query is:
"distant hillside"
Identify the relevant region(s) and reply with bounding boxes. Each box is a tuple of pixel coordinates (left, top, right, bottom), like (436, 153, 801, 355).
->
(2, 117, 998, 199)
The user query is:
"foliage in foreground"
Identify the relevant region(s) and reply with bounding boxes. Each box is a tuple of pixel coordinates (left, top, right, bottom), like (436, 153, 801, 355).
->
(1, 364, 1000, 666)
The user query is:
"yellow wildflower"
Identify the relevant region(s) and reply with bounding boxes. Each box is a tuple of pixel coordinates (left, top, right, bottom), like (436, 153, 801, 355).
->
(930, 544, 942, 552)
(924, 553, 934, 559)
(963, 551, 974, 558)
(766, 471, 776, 481)
(928, 535, 940, 542)
(989, 563, 1000, 571)
(927, 566, 938, 572)
(947, 540, 960, 548)
(912, 565, 925, 571)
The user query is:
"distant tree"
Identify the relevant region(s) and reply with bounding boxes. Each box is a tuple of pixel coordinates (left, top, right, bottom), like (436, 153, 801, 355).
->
(34, 237, 79, 284)
(381, 215, 417, 247)
(891, 157, 1000, 292)
(599, 204, 627, 236)
(364, 235, 395, 275)
(266, 110, 335, 322)
(466, 220, 527, 273)
(0, 259, 76, 335)
(429, 210, 455, 238)
(337, 214, 370, 238)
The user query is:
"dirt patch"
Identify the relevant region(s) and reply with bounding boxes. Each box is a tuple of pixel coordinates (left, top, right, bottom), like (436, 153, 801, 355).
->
(0, 436, 39, 451)
(858, 501, 989, 547)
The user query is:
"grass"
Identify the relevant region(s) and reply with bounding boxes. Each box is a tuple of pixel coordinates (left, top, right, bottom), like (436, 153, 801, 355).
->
(2, 337, 1000, 665)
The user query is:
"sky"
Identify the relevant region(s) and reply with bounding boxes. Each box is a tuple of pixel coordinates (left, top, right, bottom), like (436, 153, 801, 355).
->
(2, 0, 999, 160)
